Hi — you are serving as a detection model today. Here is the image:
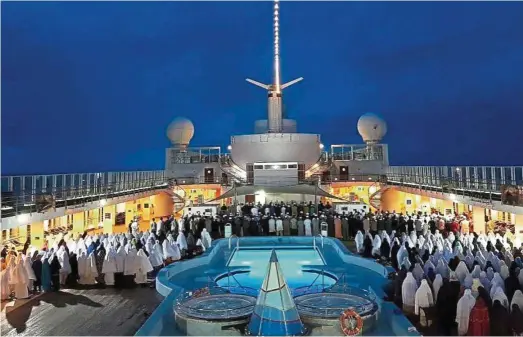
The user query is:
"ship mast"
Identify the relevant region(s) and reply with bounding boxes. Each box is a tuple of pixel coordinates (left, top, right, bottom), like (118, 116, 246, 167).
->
(246, 0, 303, 133)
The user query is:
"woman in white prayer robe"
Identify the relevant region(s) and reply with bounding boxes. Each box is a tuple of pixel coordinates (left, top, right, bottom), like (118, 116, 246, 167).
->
(470, 265, 481, 279)
(491, 272, 505, 293)
(1, 258, 13, 300)
(114, 246, 126, 288)
(455, 289, 476, 336)
(401, 272, 418, 314)
(412, 263, 424, 284)
(176, 232, 188, 255)
(455, 261, 469, 284)
(23, 255, 36, 291)
(491, 286, 509, 308)
(145, 237, 155, 255)
(135, 249, 153, 285)
(102, 247, 117, 286)
(13, 256, 30, 299)
(414, 279, 434, 327)
(149, 241, 164, 270)
(500, 264, 510, 280)
(78, 251, 98, 285)
(511, 289, 523, 311)
(57, 246, 71, 286)
(162, 235, 178, 262)
(123, 247, 139, 288)
(396, 243, 408, 267)
(371, 235, 381, 257)
(432, 274, 443, 300)
(354, 231, 364, 253)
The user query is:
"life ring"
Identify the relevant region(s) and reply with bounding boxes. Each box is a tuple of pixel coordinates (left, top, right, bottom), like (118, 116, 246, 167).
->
(339, 309, 363, 336)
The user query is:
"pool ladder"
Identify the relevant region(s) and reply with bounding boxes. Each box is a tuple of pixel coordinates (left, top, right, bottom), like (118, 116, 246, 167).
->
(313, 234, 324, 250)
(228, 234, 240, 250)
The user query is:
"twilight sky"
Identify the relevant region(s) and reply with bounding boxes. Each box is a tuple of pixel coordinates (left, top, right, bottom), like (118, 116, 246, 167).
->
(2, 1, 523, 175)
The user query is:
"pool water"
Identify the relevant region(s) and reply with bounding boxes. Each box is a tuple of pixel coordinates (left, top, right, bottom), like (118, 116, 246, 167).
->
(218, 248, 336, 290)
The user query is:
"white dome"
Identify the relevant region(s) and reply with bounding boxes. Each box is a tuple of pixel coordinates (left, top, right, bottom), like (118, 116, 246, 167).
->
(167, 117, 194, 146)
(357, 113, 387, 143)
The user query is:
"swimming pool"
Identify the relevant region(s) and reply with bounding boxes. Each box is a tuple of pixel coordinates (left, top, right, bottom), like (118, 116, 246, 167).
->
(136, 236, 421, 336)
(217, 248, 337, 291)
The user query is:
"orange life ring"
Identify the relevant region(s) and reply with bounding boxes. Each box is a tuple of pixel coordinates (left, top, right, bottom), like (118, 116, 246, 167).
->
(339, 309, 363, 336)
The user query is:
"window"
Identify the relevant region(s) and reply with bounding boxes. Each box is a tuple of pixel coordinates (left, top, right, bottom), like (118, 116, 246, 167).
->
(144, 203, 149, 208)
(9, 229, 13, 237)
(406, 199, 412, 205)
(105, 213, 111, 220)
(2, 230, 6, 241)
(287, 164, 297, 169)
(26, 225, 31, 238)
(254, 165, 264, 170)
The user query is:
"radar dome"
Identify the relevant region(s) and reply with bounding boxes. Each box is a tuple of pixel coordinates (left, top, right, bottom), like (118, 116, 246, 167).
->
(167, 117, 194, 148)
(357, 113, 387, 144)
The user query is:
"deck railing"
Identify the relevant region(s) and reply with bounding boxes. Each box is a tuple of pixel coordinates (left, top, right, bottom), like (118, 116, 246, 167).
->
(386, 166, 523, 193)
(1, 170, 167, 218)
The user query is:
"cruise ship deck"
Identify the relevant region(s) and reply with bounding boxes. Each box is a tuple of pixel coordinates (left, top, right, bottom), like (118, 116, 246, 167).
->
(2, 1, 522, 336)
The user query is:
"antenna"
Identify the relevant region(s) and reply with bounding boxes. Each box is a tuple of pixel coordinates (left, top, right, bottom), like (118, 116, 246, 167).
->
(246, 0, 303, 133)
(273, 0, 281, 93)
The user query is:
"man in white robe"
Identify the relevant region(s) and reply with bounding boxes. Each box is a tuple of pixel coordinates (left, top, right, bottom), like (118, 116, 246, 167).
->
(303, 217, 312, 236)
(402, 272, 418, 314)
(414, 279, 434, 327)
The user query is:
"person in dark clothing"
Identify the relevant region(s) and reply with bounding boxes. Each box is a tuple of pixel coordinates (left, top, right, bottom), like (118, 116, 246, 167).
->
(67, 253, 79, 287)
(504, 269, 521, 302)
(362, 235, 373, 258)
(490, 300, 510, 336)
(510, 304, 523, 336)
(436, 275, 462, 335)
(380, 239, 391, 261)
(390, 241, 400, 271)
(32, 256, 43, 292)
(50, 255, 61, 292)
(394, 266, 407, 307)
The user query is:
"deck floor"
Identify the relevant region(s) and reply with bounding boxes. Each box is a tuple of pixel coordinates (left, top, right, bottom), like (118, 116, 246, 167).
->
(1, 287, 162, 336)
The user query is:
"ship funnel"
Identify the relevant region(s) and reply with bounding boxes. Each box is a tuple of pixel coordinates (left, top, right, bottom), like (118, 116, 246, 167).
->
(247, 250, 306, 336)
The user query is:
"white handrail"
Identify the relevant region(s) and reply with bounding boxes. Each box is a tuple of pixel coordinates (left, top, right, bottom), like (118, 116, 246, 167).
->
(314, 233, 324, 249)
(228, 234, 238, 249)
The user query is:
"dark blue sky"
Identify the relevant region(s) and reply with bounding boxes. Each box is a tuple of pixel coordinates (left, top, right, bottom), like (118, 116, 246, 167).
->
(2, 1, 523, 175)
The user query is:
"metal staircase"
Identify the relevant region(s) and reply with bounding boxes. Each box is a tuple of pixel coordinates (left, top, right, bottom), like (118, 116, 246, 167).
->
(368, 182, 389, 212)
(305, 152, 332, 178)
(220, 155, 247, 184)
(166, 180, 189, 215)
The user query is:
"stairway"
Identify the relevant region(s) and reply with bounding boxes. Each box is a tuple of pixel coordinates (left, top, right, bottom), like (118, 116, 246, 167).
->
(220, 156, 247, 184)
(166, 180, 188, 215)
(368, 183, 389, 212)
(305, 153, 332, 178)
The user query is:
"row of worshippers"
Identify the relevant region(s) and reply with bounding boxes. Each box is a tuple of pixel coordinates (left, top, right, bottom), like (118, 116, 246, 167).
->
(0, 228, 212, 300)
(178, 209, 368, 239)
(354, 226, 523, 335)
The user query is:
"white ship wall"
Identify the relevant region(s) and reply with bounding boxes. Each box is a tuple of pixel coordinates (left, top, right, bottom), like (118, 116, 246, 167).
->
(230, 133, 321, 170)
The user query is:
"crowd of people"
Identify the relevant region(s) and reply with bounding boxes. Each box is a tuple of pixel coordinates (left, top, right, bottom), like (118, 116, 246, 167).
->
(1, 199, 521, 337)
(353, 215, 523, 335)
(0, 215, 213, 302)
